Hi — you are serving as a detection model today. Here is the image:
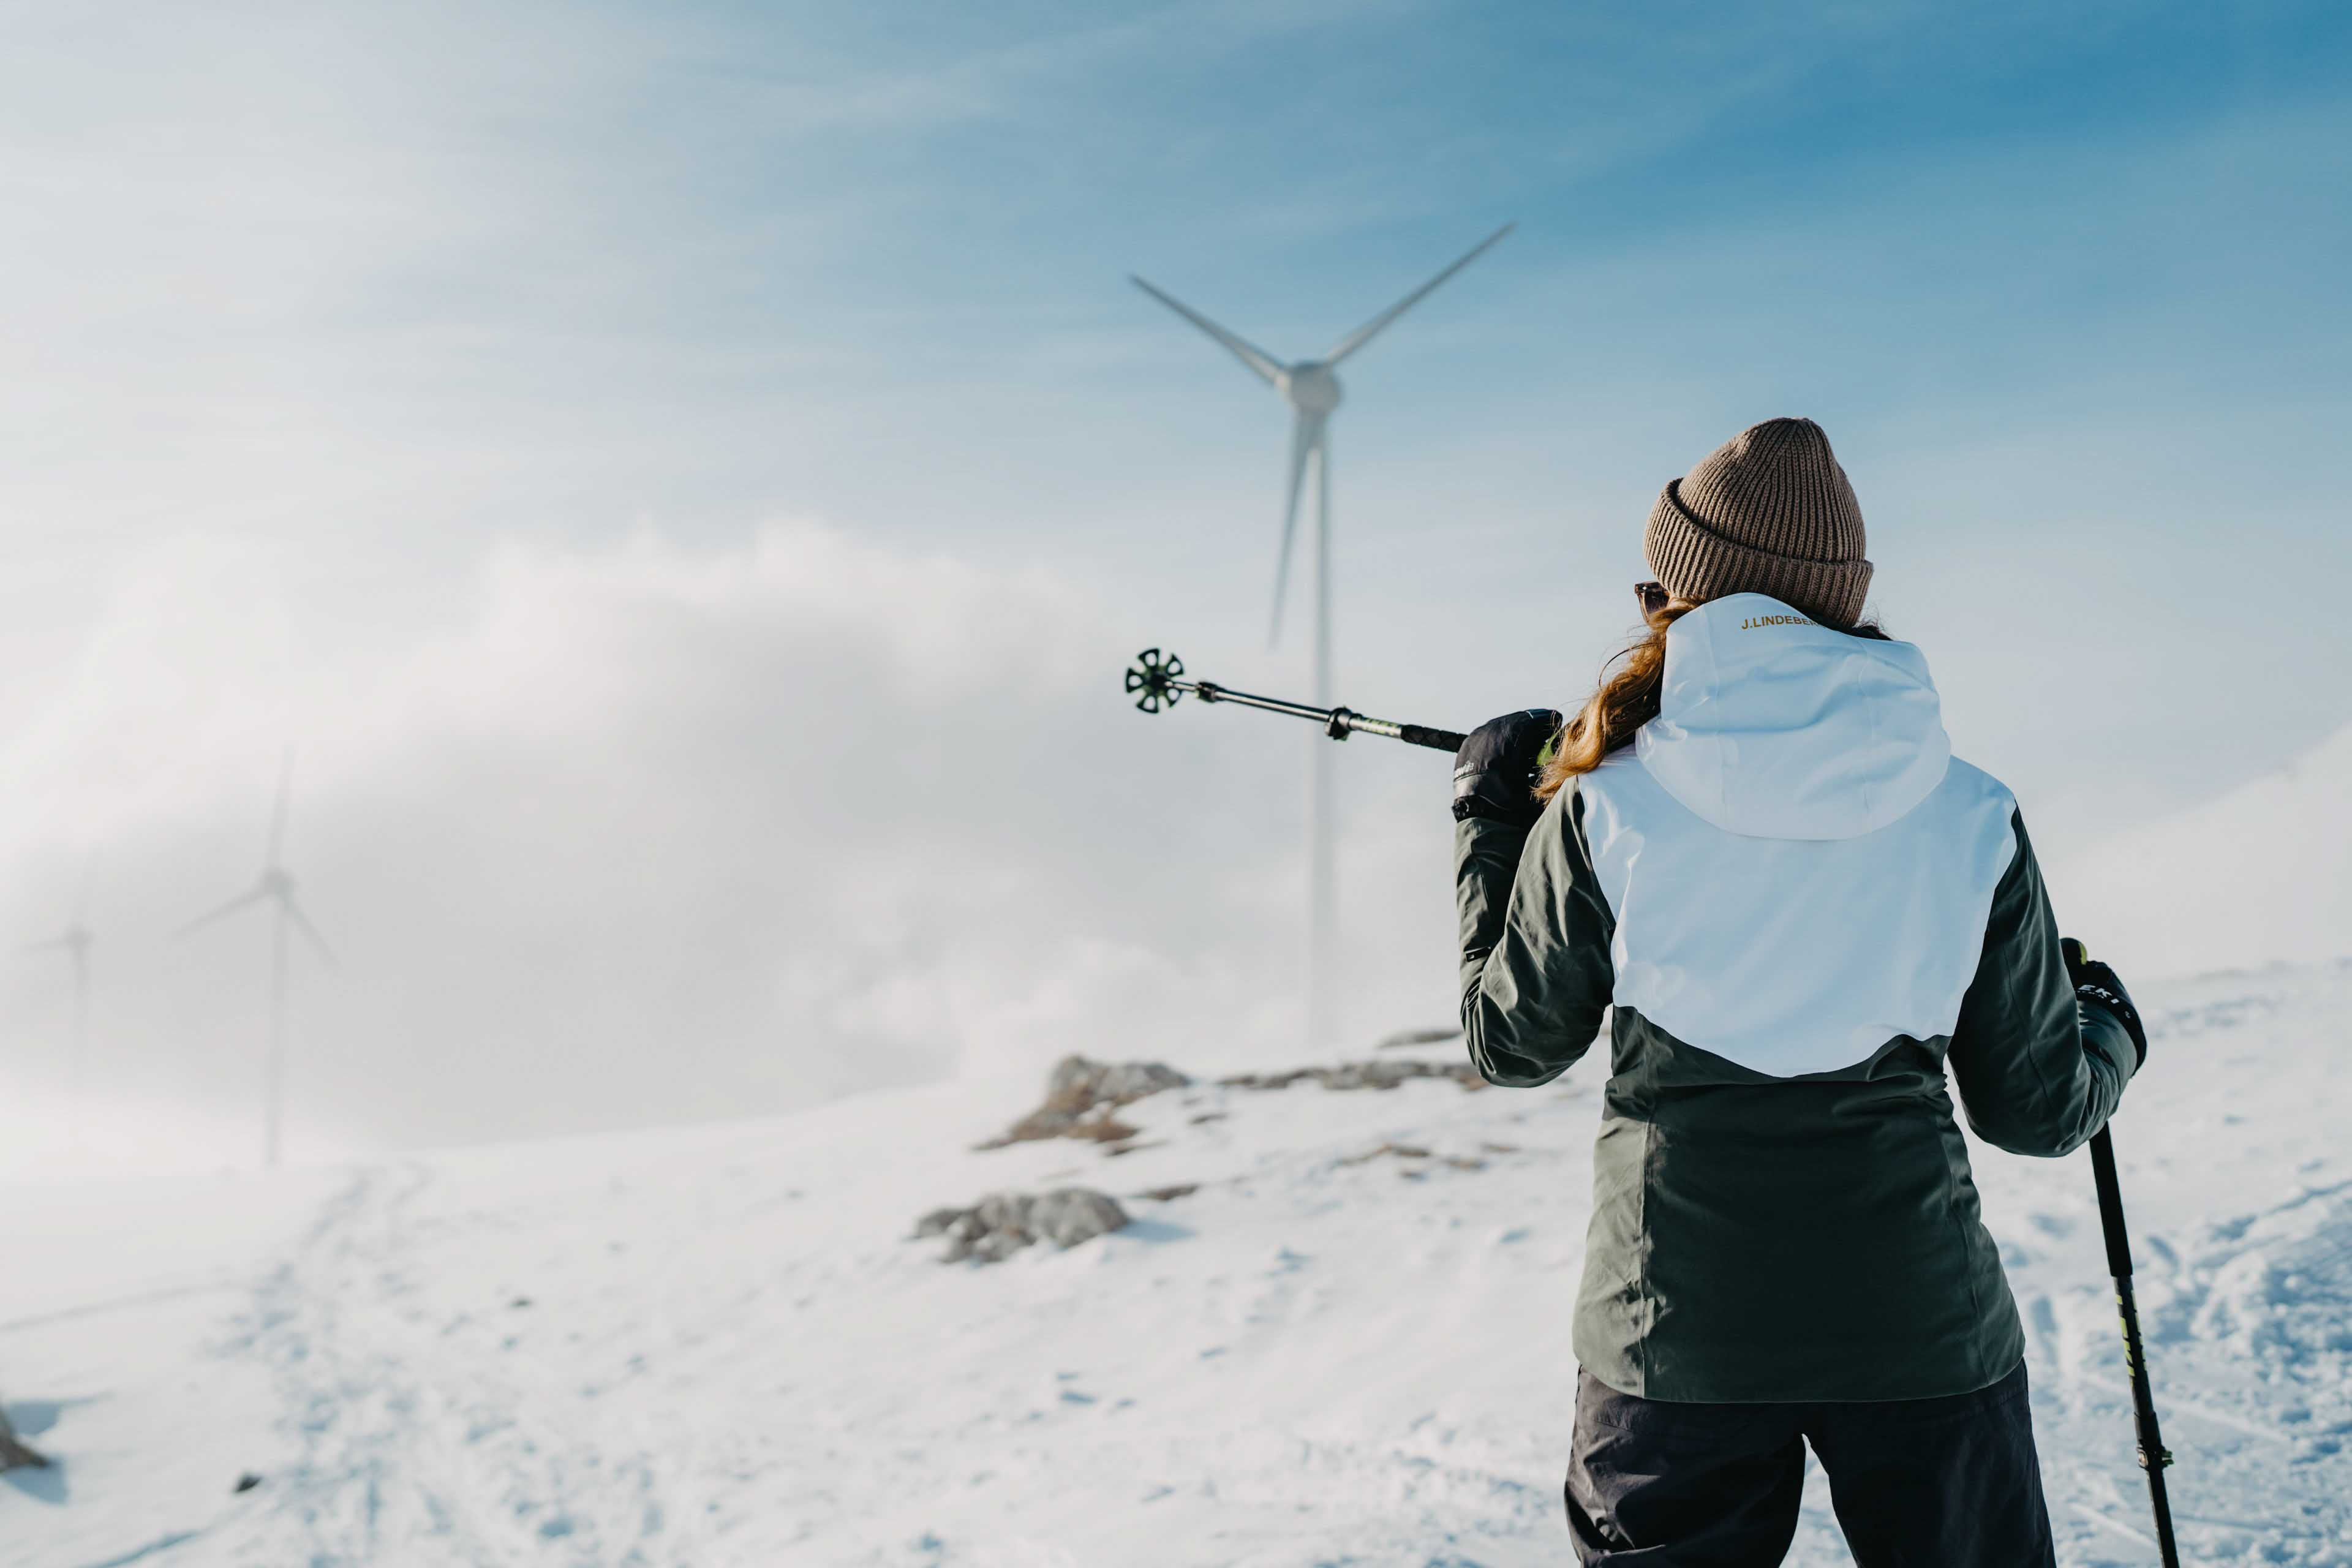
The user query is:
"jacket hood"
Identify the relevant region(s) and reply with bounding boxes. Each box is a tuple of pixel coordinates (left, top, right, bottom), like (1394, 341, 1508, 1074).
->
(1634, 594, 1951, 840)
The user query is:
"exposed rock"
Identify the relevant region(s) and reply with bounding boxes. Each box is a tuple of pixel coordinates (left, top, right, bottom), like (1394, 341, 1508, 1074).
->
(0, 1402, 47, 1472)
(1335, 1142, 1431, 1166)
(1337, 1140, 1489, 1174)
(1137, 1183, 1198, 1202)
(1049, 1056, 1188, 1105)
(1029, 1188, 1129, 1248)
(1101, 1139, 1164, 1158)
(1218, 1059, 1485, 1093)
(974, 1192, 1032, 1235)
(913, 1187, 1131, 1264)
(976, 1054, 1190, 1150)
(968, 1226, 1030, 1264)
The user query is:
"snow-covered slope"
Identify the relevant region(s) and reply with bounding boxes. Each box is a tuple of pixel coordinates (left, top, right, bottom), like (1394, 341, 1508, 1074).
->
(5, 965, 2351, 1567)
(2054, 722, 2352, 979)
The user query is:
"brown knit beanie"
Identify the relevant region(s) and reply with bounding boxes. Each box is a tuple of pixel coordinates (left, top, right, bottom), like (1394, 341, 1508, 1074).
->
(1643, 417, 1873, 628)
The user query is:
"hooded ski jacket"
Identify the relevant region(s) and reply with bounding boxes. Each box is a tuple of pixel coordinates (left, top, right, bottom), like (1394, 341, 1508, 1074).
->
(1455, 594, 2138, 1403)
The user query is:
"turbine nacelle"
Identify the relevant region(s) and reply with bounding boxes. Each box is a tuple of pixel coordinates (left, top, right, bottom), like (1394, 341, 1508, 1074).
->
(27, 924, 93, 962)
(1131, 221, 1512, 652)
(1277, 362, 1343, 415)
(179, 748, 334, 1169)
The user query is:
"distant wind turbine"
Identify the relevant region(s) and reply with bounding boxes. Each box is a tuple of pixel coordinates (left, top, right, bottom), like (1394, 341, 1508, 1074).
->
(26, 859, 97, 1141)
(1131, 222, 1513, 1045)
(181, 750, 334, 1169)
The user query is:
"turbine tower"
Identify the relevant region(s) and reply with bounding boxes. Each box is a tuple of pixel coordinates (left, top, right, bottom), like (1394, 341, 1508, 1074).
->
(1133, 222, 1513, 1046)
(27, 860, 97, 1143)
(181, 750, 334, 1169)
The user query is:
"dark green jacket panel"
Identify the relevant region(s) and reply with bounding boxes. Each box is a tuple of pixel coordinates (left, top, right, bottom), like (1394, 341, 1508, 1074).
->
(1948, 812, 2138, 1157)
(1455, 788, 1614, 1087)
(1572, 1013, 2024, 1403)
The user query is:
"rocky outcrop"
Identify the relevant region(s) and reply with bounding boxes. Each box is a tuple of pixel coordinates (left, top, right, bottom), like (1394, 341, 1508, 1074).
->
(1218, 1059, 1483, 1093)
(0, 1401, 47, 1472)
(1375, 1026, 1461, 1050)
(975, 1055, 1191, 1150)
(1051, 1057, 1189, 1104)
(913, 1188, 1131, 1264)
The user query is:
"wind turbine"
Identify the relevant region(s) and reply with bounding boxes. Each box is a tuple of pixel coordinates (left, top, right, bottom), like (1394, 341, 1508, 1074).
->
(1132, 222, 1513, 1046)
(26, 859, 97, 1143)
(181, 750, 334, 1169)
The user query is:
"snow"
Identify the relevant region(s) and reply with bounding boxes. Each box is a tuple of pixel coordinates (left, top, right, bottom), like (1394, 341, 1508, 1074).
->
(6, 964, 2351, 1566)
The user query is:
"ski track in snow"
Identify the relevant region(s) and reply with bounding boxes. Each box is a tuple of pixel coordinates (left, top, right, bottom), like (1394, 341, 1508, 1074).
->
(2, 960, 2348, 1566)
(219, 1160, 695, 1566)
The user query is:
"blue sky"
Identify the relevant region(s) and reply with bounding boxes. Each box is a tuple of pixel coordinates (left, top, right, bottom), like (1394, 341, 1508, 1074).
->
(1, 2, 2348, 1156)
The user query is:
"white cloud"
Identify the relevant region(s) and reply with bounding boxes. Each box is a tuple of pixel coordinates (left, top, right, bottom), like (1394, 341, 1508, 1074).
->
(2049, 722, 2352, 982)
(0, 521, 1450, 1170)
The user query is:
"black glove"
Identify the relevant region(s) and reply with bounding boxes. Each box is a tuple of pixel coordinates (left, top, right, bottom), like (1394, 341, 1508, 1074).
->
(2060, 937, 2147, 1068)
(1452, 709, 1564, 827)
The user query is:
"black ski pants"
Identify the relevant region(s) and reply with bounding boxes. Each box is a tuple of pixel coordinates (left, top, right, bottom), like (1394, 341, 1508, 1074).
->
(1563, 1359, 2056, 1567)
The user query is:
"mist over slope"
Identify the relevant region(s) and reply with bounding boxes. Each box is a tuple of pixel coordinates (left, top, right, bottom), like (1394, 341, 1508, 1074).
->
(2051, 721, 2352, 979)
(0, 521, 1460, 1170)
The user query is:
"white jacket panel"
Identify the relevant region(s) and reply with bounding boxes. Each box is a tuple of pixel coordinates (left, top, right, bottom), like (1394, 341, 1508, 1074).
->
(1578, 594, 2019, 1077)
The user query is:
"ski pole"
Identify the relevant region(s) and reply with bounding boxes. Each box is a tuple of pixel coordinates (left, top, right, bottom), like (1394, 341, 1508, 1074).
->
(2064, 938, 2180, 1568)
(1123, 647, 1466, 752)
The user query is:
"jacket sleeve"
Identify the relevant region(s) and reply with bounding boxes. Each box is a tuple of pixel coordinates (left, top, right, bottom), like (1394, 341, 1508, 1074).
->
(1947, 810, 2138, 1156)
(1455, 785, 1616, 1087)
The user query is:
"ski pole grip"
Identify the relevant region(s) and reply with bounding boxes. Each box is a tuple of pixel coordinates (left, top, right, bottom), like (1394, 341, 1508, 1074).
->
(1398, 723, 1468, 753)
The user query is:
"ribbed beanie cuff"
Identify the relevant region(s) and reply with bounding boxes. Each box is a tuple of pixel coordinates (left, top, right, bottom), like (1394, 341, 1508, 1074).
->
(1642, 418, 1874, 628)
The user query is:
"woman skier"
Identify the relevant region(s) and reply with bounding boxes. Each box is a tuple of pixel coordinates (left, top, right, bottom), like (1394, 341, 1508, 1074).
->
(1450, 417, 2147, 1565)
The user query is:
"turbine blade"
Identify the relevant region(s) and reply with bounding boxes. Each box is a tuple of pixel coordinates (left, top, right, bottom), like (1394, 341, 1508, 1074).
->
(1129, 276, 1284, 386)
(24, 935, 72, 954)
(178, 887, 269, 939)
(1323, 222, 1515, 366)
(267, 747, 295, 869)
(285, 897, 337, 968)
(1268, 412, 1324, 649)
